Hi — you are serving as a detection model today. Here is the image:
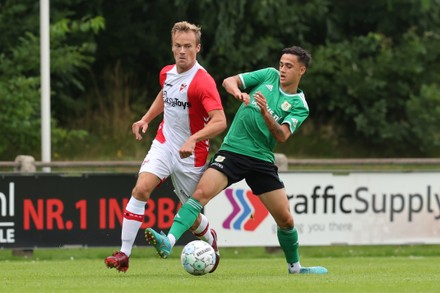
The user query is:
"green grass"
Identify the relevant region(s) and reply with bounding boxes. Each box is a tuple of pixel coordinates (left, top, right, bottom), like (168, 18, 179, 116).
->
(1, 245, 440, 293)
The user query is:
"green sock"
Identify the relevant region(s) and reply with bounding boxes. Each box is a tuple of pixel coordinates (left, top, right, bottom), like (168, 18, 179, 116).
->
(169, 198, 203, 241)
(277, 226, 300, 263)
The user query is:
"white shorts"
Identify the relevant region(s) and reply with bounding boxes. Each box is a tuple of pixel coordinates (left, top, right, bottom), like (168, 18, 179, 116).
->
(139, 139, 206, 203)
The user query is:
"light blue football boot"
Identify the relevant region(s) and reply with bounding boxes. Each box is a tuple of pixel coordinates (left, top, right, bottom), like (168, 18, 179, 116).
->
(289, 263, 328, 274)
(299, 266, 328, 274)
(145, 228, 172, 259)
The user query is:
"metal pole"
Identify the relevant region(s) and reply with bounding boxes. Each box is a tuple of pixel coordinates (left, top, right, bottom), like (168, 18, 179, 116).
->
(40, 0, 51, 172)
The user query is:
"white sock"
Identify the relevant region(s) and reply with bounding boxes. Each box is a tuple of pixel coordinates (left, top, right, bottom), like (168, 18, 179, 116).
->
(168, 234, 176, 247)
(192, 214, 214, 245)
(120, 196, 146, 256)
(288, 262, 302, 274)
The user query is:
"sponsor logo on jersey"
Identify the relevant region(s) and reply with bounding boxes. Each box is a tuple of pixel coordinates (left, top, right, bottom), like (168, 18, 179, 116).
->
(251, 100, 281, 122)
(265, 84, 273, 91)
(163, 90, 192, 109)
(164, 97, 191, 109)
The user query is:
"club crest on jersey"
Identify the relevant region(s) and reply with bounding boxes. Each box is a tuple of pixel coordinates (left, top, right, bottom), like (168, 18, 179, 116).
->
(180, 83, 187, 92)
(281, 101, 292, 111)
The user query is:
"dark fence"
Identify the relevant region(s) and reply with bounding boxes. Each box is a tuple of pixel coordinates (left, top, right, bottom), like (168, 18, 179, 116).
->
(2, 156, 440, 173)
(1, 156, 439, 248)
(0, 173, 197, 248)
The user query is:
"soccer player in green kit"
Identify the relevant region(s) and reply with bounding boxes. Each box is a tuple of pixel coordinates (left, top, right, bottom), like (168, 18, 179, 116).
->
(146, 46, 328, 274)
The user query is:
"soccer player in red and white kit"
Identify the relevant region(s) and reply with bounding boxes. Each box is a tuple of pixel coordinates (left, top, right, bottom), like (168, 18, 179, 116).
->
(105, 21, 226, 273)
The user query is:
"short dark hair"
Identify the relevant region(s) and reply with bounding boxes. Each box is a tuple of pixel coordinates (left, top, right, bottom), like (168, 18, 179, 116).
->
(281, 46, 311, 68)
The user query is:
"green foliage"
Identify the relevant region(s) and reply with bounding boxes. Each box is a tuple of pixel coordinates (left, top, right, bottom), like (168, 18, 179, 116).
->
(0, 28, 41, 156)
(306, 27, 440, 155)
(0, 75, 40, 155)
(0, 2, 104, 160)
(49, 16, 105, 125)
(407, 83, 440, 151)
(1, 0, 439, 160)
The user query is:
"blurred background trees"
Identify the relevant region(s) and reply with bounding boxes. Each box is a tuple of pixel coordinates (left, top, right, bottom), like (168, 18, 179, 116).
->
(1, 0, 439, 160)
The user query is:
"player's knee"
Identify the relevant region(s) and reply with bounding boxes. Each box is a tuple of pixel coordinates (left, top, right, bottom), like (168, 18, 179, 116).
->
(278, 215, 294, 230)
(132, 185, 151, 201)
(192, 188, 209, 206)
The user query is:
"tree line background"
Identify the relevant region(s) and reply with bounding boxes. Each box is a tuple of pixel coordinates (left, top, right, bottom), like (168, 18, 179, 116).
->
(1, 0, 439, 161)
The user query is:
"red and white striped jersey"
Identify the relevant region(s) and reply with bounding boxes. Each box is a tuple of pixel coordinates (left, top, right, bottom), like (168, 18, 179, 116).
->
(155, 62, 223, 167)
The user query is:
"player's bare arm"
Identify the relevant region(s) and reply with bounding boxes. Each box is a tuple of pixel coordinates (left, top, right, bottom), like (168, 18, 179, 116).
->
(222, 75, 250, 105)
(132, 90, 164, 140)
(179, 109, 227, 159)
(253, 91, 291, 143)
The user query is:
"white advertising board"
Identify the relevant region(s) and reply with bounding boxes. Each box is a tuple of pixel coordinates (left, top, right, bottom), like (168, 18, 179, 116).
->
(204, 171, 440, 246)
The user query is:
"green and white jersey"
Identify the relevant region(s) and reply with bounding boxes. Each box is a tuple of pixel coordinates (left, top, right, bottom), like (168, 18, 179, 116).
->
(220, 67, 309, 163)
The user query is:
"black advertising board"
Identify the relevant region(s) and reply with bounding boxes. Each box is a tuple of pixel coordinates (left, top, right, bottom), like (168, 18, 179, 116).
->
(0, 173, 196, 248)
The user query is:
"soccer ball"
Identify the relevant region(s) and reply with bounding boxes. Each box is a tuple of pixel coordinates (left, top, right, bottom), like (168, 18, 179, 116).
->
(180, 240, 216, 276)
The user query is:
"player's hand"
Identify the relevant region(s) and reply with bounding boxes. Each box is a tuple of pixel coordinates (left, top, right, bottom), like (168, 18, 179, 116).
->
(179, 138, 196, 159)
(253, 92, 268, 114)
(132, 120, 149, 140)
(235, 92, 250, 105)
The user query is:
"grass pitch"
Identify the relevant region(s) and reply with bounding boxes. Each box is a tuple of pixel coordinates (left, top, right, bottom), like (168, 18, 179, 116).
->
(1, 245, 439, 293)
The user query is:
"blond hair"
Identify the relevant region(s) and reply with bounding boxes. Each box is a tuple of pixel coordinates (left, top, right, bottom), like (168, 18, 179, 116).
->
(171, 21, 202, 45)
